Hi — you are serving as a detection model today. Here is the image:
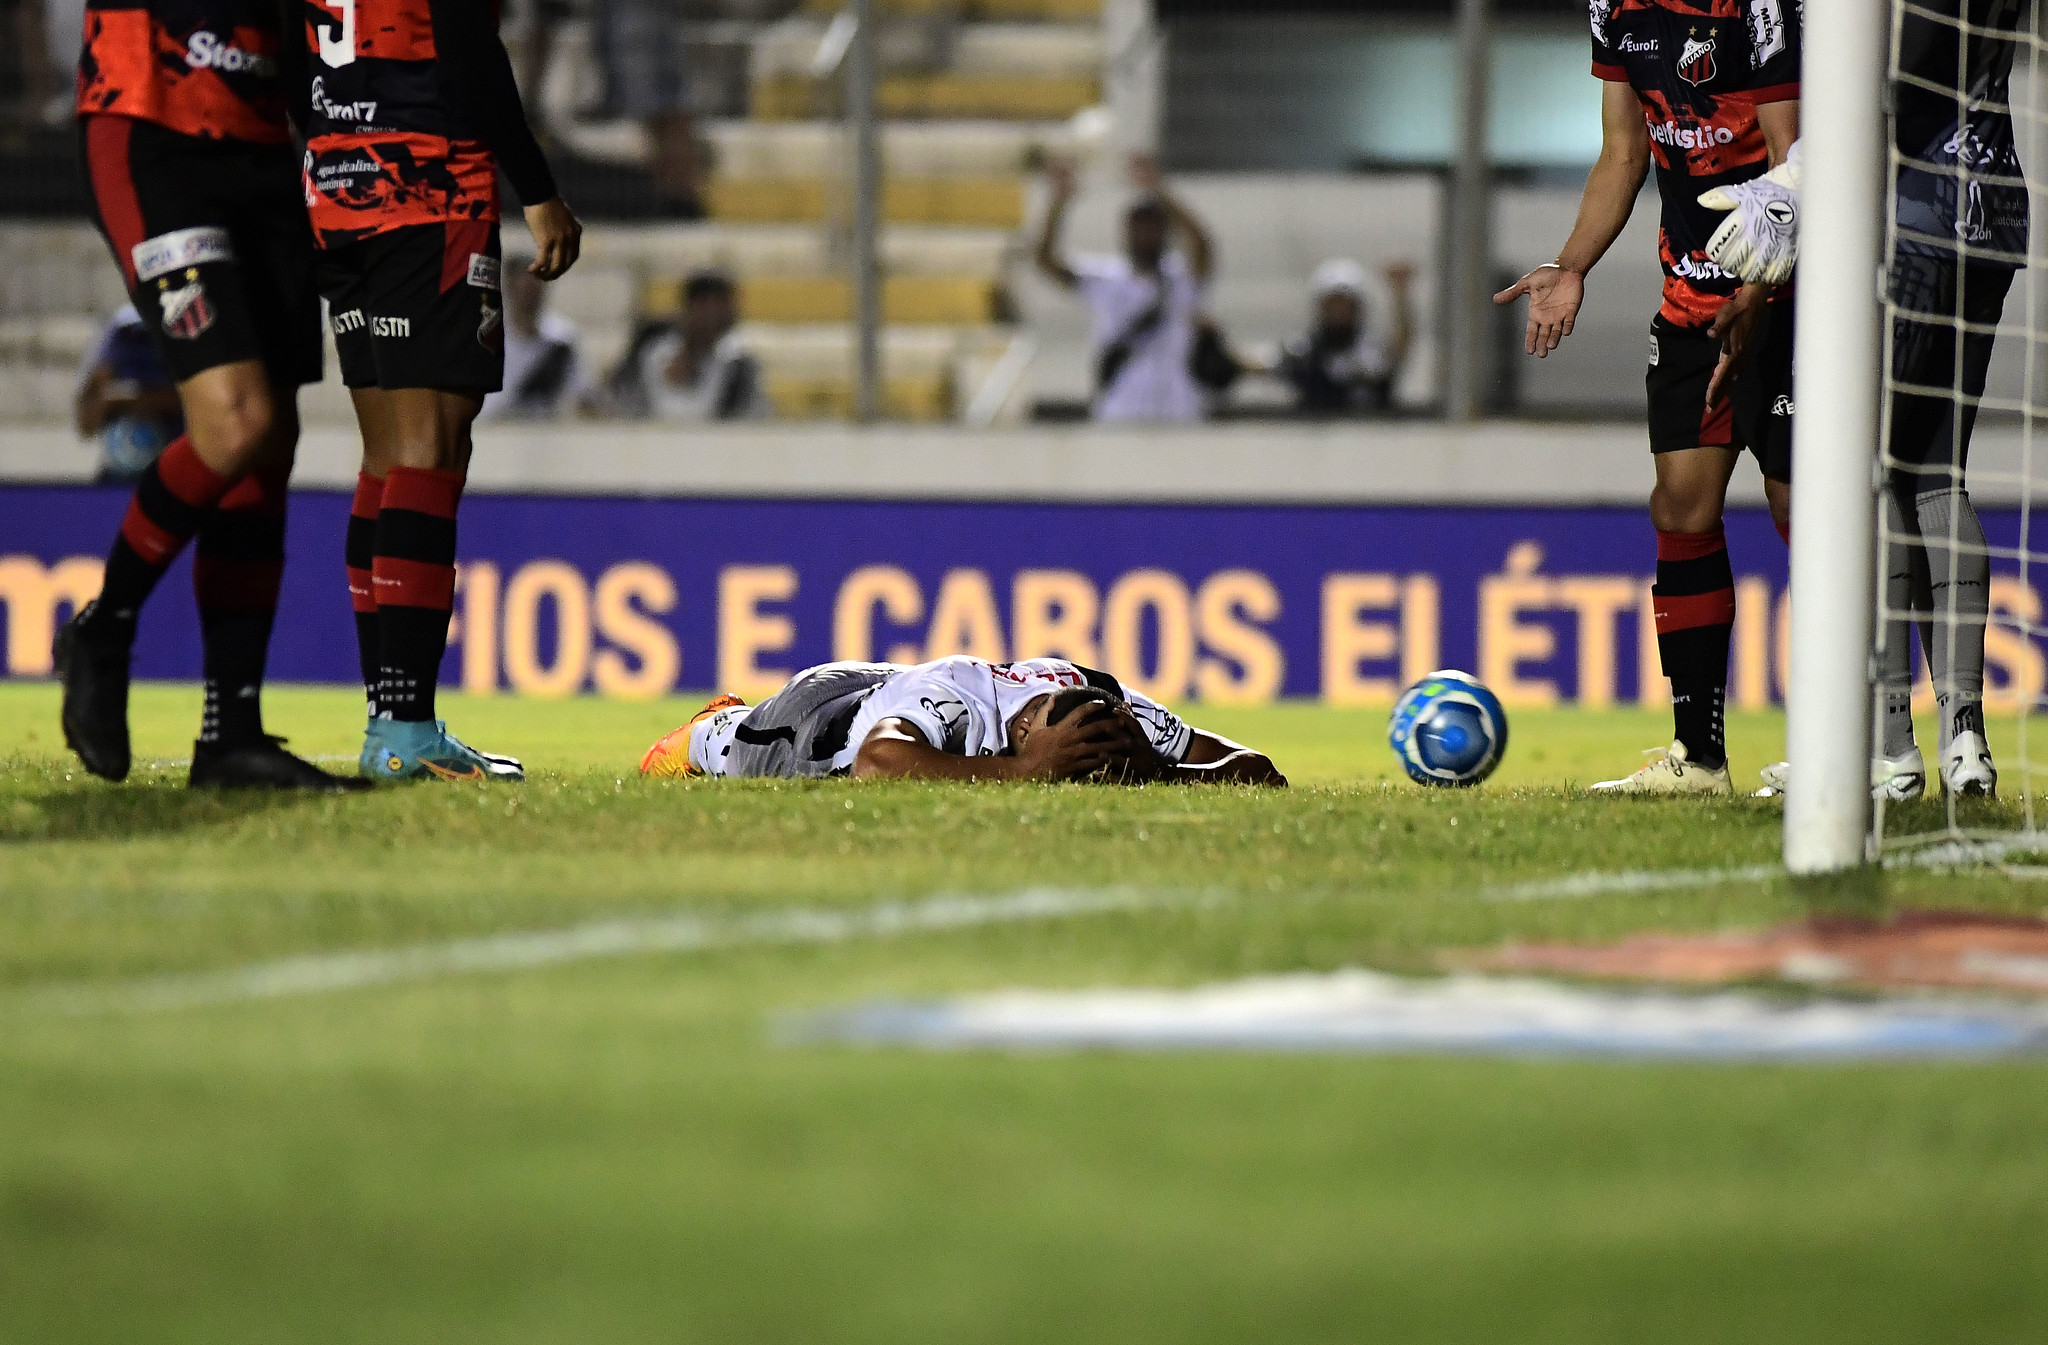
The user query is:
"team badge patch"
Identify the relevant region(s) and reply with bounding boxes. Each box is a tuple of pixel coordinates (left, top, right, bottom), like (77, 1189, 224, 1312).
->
(1677, 28, 1717, 86)
(466, 253, 501, 290)
(158, 269, 216, 340)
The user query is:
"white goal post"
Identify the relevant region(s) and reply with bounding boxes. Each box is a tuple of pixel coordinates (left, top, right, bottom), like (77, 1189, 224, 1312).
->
(1784, 0, 1890, 873)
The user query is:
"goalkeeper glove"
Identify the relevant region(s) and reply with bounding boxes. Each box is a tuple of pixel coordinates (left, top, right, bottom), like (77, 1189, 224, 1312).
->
(1698, 140, 1801, 286)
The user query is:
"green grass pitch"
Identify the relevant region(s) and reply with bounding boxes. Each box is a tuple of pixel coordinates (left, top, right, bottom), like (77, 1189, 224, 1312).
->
(3, 682, 2047, 1343)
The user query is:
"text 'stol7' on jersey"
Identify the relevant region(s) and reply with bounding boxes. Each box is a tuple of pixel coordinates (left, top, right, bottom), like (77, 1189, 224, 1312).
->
(1591, 0, 1800, 330)
(77, 0, 290, 144)
(298, 0, 500, 247)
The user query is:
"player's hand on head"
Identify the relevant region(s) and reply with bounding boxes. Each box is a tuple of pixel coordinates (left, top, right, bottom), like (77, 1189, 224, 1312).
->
(523, 198, 583, 281)
(1495, 265, 1584, 358)
(1016, 699, 1134, 783)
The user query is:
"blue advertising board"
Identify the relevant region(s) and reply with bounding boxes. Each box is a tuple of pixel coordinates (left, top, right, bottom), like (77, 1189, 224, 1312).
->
(3, 486, 2043, 710)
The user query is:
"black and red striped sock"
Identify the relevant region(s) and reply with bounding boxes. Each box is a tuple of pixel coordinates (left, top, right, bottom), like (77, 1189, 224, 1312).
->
(83, 435, 231, 641)
(193, 463, 289, 747)
(371, 466, 464, 723)
(347, 471, 384, 717)
(1652, 526, 1735, 771)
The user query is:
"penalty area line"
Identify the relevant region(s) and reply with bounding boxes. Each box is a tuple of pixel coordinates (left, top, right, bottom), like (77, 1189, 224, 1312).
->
(16, 887, 1212, 1019)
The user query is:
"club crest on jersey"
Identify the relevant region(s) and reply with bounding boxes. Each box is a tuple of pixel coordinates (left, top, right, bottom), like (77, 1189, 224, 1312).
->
(157, 269, 215, 340)
(1678, 28, 1718, 86)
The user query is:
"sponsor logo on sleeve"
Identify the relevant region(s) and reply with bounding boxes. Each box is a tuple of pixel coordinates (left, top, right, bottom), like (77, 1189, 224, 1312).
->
(1648, 332, 1660, 367)
(132, 227, 233, 283)
(466, 253, 501, 290)
(157, 270, 216, 340)
(371, 316, 410, 338)
(331, 307, 366, 334)
(1747, 0, 1786, 68)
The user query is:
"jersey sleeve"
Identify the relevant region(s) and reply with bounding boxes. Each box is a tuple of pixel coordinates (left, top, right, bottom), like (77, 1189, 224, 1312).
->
(1590, 2, 1627, 82)
(1122, 689, 1194, 765)
(861, 668, 978, 756)
(1744, 0, 1800, 104)
(428, 0, 559, 205)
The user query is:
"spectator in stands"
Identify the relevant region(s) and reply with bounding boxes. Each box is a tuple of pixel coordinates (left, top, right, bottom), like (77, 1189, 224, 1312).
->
(1035, 153, 1215, 423)
(591, 0, 704, 217)
(480, 256, 595, 422)
(1276, 259, 1414, 416)
(606, 270, 768, 421)
(74, 305, 181, 484)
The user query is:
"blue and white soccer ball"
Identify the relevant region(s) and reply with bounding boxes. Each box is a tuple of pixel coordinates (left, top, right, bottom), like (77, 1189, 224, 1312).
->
(1388, 670, 1509, 788)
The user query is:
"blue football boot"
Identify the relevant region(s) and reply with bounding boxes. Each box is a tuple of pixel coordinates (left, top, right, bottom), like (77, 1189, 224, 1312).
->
(361, 717, 525, 783)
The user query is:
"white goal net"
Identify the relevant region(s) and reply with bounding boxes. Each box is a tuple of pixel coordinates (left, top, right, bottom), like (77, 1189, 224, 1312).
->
(1873, 0, 2048, 859)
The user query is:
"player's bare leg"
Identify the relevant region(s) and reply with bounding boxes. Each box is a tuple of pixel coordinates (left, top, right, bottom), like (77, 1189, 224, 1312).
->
(351, 386, 521, 782)
(58, 359, 365, 790)
(1594, 445, 1737, 795)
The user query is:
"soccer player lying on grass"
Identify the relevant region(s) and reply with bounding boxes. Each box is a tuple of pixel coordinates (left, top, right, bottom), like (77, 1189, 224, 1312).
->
(640, 657, 1286, 786)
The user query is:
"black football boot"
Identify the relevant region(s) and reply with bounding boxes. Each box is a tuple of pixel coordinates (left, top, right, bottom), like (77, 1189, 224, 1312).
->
(53, 602, 133, 782)
(189, 736, 374, 792)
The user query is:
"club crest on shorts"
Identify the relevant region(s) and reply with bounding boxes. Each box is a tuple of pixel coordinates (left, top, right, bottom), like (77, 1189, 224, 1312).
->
(1677, 28, 1717, 86)
(157, 268, 215, 340)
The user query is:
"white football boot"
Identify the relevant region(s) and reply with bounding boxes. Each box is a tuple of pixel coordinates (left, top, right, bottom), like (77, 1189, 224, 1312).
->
(1591, 740, 1733, 796)
(1752, 747, 1928, 801)
(1941, 730, 1998, 798)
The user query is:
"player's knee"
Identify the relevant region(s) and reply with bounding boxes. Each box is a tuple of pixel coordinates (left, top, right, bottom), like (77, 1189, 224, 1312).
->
(1648, 481, 1721, 535)
(183, 374, 279, 472)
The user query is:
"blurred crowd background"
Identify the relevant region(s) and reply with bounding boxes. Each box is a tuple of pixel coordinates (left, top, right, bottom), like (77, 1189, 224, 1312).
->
(0, 0, 1667, 449)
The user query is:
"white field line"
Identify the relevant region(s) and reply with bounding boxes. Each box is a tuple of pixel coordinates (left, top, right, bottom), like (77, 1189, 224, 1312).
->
(1485, 864, 1782, 902)
(17, 887, 1203, 1018)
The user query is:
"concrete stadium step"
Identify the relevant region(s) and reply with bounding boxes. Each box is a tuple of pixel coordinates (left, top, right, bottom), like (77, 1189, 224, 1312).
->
(641, 274, 1006, 325)
(573, 222, 1012, 275)
(752, 21, 1101, 80)
(753, 73, 1098, 121)
(799, 0, 1102, 19)
(705, 118, 1072, 178)
(704, 176, 1023, 227)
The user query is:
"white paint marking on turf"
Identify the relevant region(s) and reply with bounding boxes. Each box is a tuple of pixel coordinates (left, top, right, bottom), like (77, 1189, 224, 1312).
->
(17, 888, 1201, 1018)
(797, 969, 2048, 1061)
(1485, 864, 1781, 902)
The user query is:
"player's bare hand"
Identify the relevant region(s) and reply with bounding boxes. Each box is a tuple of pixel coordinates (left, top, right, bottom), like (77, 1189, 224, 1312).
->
(1087, 703, 1170, 784)
(1495, 265, 1584, 357)
(1015, 701, 1134, 783)
(1705, 281, 1770, 408)
(1045, 155, 1079, 203)
(523, 198, 583, 281)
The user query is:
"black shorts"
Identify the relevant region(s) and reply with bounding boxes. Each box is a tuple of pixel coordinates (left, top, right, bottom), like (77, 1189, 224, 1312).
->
(1887, 254, 2013, 496)
(1645, 304, 1795, 483)
(79, 114, 323, 387)
(319, 221, 505, 393)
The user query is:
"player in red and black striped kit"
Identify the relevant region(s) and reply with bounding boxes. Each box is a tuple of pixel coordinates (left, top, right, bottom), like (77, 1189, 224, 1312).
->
(58, 0, 367, 790)
(1496, 0, 1799, 794)
(279, 0, 581, 781)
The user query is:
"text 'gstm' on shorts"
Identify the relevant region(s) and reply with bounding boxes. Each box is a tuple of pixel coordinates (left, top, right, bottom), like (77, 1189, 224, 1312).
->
(1645, 300, 1795, 484)
(79, 113, 324, 387)
(319, 220, 506, 393)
